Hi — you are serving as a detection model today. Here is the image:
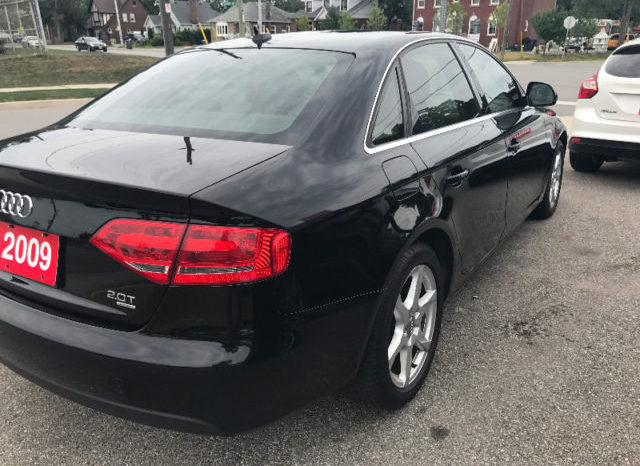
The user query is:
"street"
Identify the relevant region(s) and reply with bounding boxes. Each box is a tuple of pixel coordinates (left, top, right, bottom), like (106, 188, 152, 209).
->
(1, 61, 640, 465)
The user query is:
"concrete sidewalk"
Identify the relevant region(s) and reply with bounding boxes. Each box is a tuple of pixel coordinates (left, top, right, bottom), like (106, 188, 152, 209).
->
(0, 83, 116, 93)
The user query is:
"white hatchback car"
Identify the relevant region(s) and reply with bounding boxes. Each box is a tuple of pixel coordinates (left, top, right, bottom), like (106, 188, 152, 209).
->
(570, 38, 640, 172)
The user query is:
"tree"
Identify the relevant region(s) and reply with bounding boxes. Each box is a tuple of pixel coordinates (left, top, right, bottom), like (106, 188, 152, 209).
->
(378, 0, 412, 30)
(339, 11, 354, 29)
(619, 0, 635, 37)
(571, 18, 599, 40)
(297, 15, 312, 31)
(38, 0, 91, 43)
(530, 8, 567, 54)
(274, 0, 305, 13)
(572, 0, 639, 24)
(367, 7, 387, 30)
(319, 6, 341, 30)
(446, 1, 466, 35)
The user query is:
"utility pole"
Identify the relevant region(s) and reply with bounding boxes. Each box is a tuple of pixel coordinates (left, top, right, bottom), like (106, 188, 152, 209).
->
(500, 0, 513, 61)
(258, 0, 262, 32)
(3, 6, 15, 54)
(33, 0, 48, 50)
(238, 0, 244, 37)
(114, 0, 124, 45)
(159, 0, 174, 55)
(439, 0, 447, 33)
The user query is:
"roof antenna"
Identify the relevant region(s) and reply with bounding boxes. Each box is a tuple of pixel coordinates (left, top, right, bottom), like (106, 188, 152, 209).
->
(252, 26, 272, 49)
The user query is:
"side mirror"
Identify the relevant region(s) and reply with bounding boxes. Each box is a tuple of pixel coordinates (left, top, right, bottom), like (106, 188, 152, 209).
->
(526, 82, 557, 107)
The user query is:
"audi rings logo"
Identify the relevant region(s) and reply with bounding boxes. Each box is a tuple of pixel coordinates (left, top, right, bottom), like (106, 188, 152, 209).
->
(0, 190, 34, 218)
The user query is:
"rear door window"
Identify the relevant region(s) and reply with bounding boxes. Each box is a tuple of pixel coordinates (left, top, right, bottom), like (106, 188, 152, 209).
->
(401, 43, 480, 135)
(457, 43, 523, 114)
(370, 68, 405, 146)
(605, 45, 640, 78)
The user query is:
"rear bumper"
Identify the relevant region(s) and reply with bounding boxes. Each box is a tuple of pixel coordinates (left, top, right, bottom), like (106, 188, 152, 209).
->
(570, 137, 640, 160)
(0, 289, 375, 435)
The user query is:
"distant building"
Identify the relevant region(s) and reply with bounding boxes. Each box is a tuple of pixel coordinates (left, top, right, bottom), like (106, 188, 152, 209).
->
(86, 0, 149, 44)
(413, 0, 557, 48)
(210, 2, 295, 39)
(144, 0, 220, 34)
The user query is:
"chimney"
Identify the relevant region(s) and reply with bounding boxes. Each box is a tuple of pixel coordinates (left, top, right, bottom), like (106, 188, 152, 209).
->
(265, 1, 271, 20)
(190, 0, 197, 24)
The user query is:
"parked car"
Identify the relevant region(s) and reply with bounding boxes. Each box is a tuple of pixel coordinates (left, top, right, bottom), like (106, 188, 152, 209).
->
(21, 35, 41, 48)
(570, 38, 640, 171)
(608, 33, 635, 50)
(0, 32, 566, 435)
(75, 36, 108, 52)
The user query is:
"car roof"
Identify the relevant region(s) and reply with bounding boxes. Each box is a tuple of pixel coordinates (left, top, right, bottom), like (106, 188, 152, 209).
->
(202, 31, 469, 56)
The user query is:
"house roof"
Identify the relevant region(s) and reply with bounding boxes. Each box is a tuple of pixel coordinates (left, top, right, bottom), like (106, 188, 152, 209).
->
(171, 0, 219, 25)
(349, 0, 373, 20)
(288, 8, 322, 21)
(92, 0, 122, 13)
(146, 14, 162, 26)
(212, 3, 292, 24)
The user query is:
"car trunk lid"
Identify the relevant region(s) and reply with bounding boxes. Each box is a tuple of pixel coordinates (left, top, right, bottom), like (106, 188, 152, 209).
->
(594, 45, 640, 123)
(0, 127, 289, 328)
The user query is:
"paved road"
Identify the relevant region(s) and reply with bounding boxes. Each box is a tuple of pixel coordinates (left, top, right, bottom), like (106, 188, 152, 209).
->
(507, 60, 602, 116)
(2, 88, 640, 465)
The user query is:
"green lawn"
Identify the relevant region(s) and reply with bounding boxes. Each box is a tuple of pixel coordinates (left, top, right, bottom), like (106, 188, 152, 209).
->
(501, 51, 611, 62)
(0, 88, 108, 103)
(0, 50, 158, 88)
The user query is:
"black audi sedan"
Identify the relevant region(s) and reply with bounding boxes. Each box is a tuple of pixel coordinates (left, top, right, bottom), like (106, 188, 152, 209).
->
(75, 36, 108, 52)
(0, 32, 566, 434)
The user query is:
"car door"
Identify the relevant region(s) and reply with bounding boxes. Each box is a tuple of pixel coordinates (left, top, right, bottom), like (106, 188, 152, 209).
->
(400, 42, 509, 274)
(456, 42, 552, 232)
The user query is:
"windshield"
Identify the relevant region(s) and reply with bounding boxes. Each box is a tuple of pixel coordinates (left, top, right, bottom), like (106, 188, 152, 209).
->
(86, 37, 99, 42)
(72, 48, 348, 140)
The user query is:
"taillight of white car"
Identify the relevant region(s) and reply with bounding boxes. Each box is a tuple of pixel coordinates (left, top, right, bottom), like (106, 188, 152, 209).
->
(578, 72, 599, 99)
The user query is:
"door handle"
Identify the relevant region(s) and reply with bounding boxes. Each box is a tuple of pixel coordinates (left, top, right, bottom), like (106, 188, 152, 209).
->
(446, 169, 470, 185)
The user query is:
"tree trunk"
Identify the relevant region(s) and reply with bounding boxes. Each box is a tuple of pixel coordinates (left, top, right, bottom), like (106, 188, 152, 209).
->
(619, 0, 634, 42)
(500, 0, 513, 60)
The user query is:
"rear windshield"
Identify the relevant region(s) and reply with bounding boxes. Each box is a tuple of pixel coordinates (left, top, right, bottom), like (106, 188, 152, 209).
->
(605, 46, 640, 78)
(72, 48, 347, 139)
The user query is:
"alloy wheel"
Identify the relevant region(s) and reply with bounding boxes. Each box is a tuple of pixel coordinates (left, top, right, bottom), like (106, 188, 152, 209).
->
(388, 264, 438, 389)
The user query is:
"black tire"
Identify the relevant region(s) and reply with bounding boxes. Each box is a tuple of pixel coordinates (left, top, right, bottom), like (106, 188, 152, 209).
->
(532, 142, 564, 219)
(351, 243, 444, 410)
(570, 150, 603, 172)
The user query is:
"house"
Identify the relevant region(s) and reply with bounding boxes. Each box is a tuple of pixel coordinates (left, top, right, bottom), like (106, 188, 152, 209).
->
(210, 2, 295, 40)
(412, 0, 556, 47)
(86, 0, 149, 44)
(144, 0, 220, 34)
(302, 0, 375, 30)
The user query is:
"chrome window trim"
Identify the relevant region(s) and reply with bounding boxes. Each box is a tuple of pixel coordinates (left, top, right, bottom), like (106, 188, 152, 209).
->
(363, 36, 523, 155)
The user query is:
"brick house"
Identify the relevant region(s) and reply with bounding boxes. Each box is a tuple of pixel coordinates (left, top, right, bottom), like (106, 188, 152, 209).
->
(413, 0, 557, 48)
(86, 0, 149, 44)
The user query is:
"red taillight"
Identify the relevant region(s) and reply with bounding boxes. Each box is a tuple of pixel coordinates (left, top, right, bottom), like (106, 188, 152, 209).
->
(578, 72, 598, 99)
(91, 219, 291, 285)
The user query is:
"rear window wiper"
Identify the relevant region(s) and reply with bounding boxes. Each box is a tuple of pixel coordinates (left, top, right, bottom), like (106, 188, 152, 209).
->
(204, 48, 241, 59)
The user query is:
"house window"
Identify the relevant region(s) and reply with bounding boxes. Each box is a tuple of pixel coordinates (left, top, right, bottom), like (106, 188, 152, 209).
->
(470, 0, 479, 5)
(433, 0, 442, 7)
(468, 16, 480, 34)
(341, 0, 347, 10)
(216, 22, 228, 37)
(305, 1, 312, 12)
(417, 0, 425, 8)
(487, 20, 496, 35)
(130, 13, 135, 23)
(271, 24, 277, 33)
(122, 13, 128, 22)
(524, 19, 528, 32)
(490, 0, 499, 4)
(132, 0, 137, 5)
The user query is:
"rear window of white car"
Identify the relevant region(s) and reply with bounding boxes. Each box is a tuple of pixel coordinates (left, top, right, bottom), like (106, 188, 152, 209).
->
(605, 45, 640, 78)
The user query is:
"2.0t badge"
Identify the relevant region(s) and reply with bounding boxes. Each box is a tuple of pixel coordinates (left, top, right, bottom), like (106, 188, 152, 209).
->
(0, 190, 33, 218)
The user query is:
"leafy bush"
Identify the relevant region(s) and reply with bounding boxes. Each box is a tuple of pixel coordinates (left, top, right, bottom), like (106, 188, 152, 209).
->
(319, 6, 341, 30)
(339, 11, 354, 29)
(367, 7, 386, 30)
(174, 28, 210, 45)
(297, 15, 312, 31)
(150, 34, 164, 46)
(530, 8, 567, 54)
